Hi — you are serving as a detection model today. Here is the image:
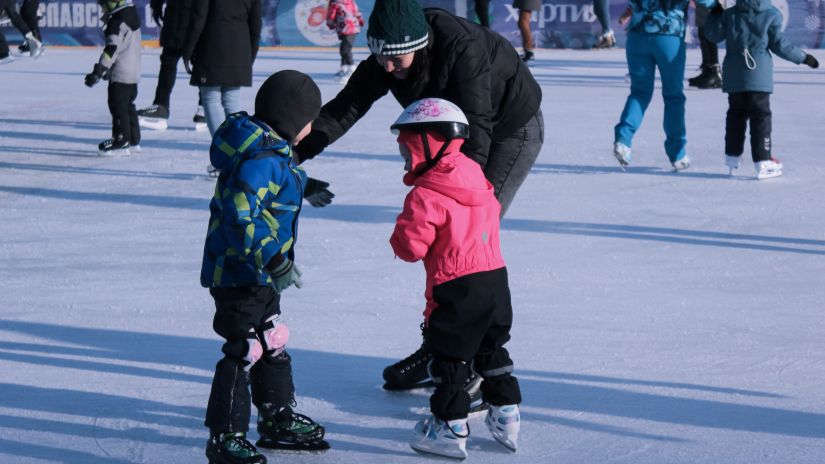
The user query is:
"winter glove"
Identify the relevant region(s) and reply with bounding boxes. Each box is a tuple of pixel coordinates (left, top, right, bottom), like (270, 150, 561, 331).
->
(268, 258, 303, 293)
(304, 178, 335, 207)
(804, 54, 819, 69)
(84, 63, 108, 88)
(183, 58, 192, 75)
(152, 7, 162, 27)
(292, 130, 329, 163)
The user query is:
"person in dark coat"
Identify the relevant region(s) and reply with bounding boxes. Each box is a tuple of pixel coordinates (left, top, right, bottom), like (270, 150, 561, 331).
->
(294, 0, 543, 395)
(182, 0, 261, 138)
(136, 0, 202, 131)
(0, 0, 43, 63)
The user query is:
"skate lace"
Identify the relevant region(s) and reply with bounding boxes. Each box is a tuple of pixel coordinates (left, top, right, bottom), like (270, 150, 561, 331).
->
(221, 433, 259, 457)
(393, 344, 432, 372)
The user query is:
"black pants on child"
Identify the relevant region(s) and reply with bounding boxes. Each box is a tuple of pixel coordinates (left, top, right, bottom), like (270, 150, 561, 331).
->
(339, 34, 355, 66)
(205, 286, 295, 433)
(726, 91, 772, 162)
(108, 82, 141, 145)
(426, 267, 522, 421)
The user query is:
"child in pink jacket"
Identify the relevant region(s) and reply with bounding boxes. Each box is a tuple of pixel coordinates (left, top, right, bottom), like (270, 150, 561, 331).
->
(389, 98, 522, 460)
(326, 0, 364, 81)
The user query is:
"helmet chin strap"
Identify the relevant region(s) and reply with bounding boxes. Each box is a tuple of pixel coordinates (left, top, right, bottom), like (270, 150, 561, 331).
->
(419, 132, 454, 172)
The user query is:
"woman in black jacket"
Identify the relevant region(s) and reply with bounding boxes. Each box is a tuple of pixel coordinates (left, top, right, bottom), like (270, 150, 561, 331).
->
(183, 0, 261, 138)
(295, 0, 544, 391)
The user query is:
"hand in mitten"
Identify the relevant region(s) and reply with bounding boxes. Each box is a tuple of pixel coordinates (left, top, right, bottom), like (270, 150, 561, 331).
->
(304, 178, 335, 207)
(804, 54, 819, 69)
(268, 257, 303, 293)
(84, 63, 108, 87)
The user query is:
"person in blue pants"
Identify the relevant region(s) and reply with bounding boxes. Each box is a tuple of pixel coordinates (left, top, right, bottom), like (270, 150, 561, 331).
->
(613, 0, 718, 170)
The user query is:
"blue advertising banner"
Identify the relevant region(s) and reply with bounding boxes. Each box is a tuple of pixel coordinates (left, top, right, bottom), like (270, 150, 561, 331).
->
(2, 0, 824, 48)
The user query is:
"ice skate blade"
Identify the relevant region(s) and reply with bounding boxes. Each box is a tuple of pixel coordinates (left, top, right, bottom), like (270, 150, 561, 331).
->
(410, 442, 467, 461)
(194, 122, 208, 132)
(256, 437, 330, 452)
(383, 379, 435, 391)
(138, 116, 168, 131)
(490, 434, 517, 452)
(99, 147, 130, 157)
(757, 171, 782, 180)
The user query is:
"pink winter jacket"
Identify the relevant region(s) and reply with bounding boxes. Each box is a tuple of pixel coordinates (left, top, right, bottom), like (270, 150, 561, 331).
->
(326, 0, 364, 36)
(390, 132, 506, 320)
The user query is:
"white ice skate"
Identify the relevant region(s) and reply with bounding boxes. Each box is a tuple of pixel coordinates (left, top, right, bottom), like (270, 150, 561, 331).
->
(0, 55, 14, 65)
(193, 106, 208, 132)
(25, 33, 44, 59)
(672, 154, 691, 171)
(613, 142, 631, 169)
(755, 158, 782, 179)
(410, 415, 468, 460)
(485, 404, 520, 452)
(725, 155, 740, 175)
(335, 65, 353, 85)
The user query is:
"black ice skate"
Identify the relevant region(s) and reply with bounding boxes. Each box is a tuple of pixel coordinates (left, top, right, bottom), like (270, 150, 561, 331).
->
(206, 432, 267, 464)
(382, 339, 434, 390)
(256, 407, 330, 452)
(688, 64, 722, 89)
(193, 106, 208, 132)
(137, 104, 169, 131)
(98, 138, 131, 156)
(465, 368, 489, 414)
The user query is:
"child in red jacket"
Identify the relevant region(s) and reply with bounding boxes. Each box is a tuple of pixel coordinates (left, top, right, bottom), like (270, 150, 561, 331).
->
(389, 98, 522, 460)
(326, 0, 364, 82)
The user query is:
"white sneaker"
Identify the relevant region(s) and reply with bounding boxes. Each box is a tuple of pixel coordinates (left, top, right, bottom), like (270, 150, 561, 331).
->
(485, 404, 520, 452)
(725, 155, 740, 175)
(410, 416, 468, 460)
(672, 154, 691, 171)
(755, 158, 782, 179)
(613, 142, 631, 169)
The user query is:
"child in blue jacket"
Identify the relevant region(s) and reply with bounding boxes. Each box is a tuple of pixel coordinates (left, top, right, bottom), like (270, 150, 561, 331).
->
(200, 70, 335, 464)
(704, 0, 819, 179)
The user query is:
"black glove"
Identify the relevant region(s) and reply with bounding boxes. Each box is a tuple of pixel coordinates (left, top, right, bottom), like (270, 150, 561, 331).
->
(710, 2, 724, 15)
(183, 58, 192, 75)
(804, 54, 819, 69)
(304, 178, 335, 207)
(84, 63, 108, 88)
(292, 130, 329, 164)
(152, 7, 163, 27)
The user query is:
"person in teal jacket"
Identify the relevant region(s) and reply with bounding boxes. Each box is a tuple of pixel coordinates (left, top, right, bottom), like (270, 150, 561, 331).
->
(704, 0, 819, 179)
(200, 70, 335, 464)
(613, 0, 718, 171)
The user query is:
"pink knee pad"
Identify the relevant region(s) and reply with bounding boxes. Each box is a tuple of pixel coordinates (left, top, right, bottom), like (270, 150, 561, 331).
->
(262, 314, 290, 356)
(243, 329, 263, 371)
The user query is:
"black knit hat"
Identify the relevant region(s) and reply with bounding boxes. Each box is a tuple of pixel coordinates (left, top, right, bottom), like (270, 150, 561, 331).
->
(254, 70, 322, 142)
(367, 0, 429, 55)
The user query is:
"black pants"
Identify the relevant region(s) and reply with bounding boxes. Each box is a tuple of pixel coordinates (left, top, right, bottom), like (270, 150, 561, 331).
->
(20, 0, 40, 40)
(0, 0, 31, 58)
(475, 0, 489, 27)
(426, 268, 522, 421)
(339, 34, 355, 66)
(205, 286, 295, 433)
(108, 82, 140, 145)
(725, 92, 772, 162)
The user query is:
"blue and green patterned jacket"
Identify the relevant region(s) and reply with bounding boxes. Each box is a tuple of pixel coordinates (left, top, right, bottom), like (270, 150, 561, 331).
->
(627, 0, 717, 37)
(200, 112, 307, 288)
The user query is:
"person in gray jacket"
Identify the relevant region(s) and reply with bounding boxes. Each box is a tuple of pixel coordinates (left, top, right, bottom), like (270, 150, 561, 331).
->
(704, 0, 819, 179)
(84, 0, 142, 156)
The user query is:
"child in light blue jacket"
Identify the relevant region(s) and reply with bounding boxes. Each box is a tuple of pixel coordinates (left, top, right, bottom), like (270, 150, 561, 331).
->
(704, 0, 819, 179)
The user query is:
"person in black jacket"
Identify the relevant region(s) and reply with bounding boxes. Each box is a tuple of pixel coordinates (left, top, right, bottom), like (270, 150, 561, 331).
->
(183, 0, 261, 136)
(294, 0, 544, 392)
(137, 0, 204, 131)
(0, 0, 43, 63)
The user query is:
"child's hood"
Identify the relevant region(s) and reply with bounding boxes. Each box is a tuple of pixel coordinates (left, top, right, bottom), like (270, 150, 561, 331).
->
(209, 112, 291, 175)
(413, 152, 494, 207)
(736, 0, 773, 13)
(105, 4, 140, 31)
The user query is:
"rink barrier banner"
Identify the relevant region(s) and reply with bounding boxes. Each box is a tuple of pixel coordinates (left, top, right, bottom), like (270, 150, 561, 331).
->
(2, 0, 824, 49)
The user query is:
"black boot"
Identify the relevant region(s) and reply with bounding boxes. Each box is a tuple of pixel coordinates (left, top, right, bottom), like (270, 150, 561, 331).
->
(688, 64, 722, 89)
(383, 327, 434, 390)
(206, 432, 267, 464)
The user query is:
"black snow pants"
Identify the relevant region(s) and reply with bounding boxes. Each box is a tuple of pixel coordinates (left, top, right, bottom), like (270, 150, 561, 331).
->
(725, 91, 772, 163)
(108, 82, 140, 145)
(205, 286, 295, 433)
(426, 267, 522, 421)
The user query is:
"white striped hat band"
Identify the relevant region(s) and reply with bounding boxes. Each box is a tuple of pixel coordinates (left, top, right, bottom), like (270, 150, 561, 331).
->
(368, 34, 429, 55)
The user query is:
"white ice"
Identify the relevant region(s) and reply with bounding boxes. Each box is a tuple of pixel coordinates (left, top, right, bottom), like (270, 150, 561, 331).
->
(1, 47, 824, 463)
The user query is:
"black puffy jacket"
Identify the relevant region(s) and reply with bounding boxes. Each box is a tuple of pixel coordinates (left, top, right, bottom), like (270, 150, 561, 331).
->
(298, 8, 542, 168)
(182, 0, 261, 87)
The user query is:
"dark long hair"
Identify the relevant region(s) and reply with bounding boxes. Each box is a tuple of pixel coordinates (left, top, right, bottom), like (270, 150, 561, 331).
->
(394, 33, 433, 103)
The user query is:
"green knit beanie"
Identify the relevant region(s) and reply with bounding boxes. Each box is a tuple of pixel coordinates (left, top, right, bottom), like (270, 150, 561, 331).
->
(367, 0, 429, 55)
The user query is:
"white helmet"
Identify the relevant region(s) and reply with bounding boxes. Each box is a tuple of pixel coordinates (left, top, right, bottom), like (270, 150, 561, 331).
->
(390, 98, 470, 139)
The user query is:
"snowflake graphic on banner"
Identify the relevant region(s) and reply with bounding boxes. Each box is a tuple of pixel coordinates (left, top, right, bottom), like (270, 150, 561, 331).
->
(805, 14, 821, 31)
